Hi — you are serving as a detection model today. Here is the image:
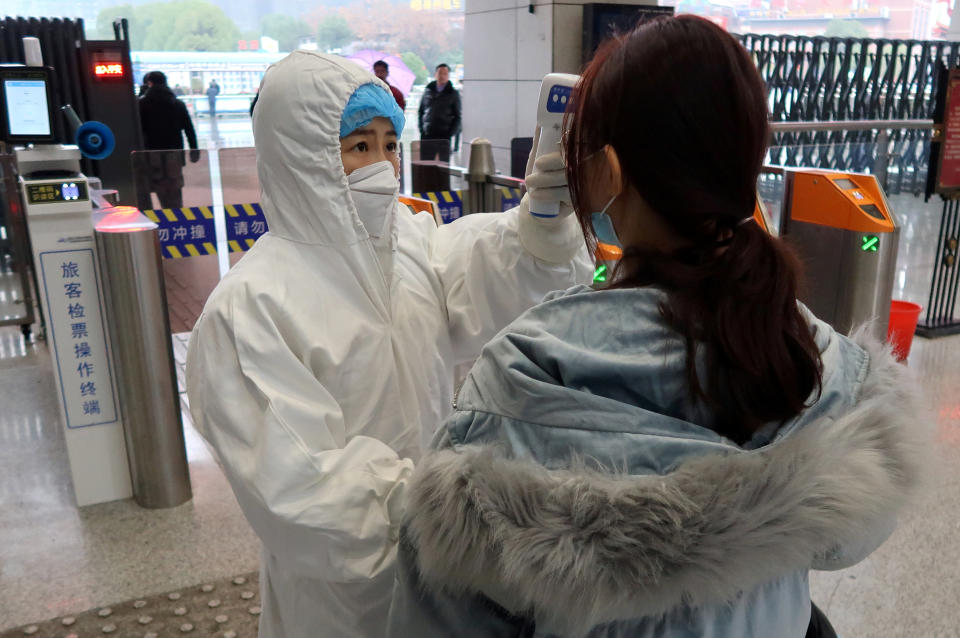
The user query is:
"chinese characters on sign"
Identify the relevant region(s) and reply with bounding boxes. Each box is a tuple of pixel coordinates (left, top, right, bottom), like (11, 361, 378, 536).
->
(94, 63, 124, 77)
(500, 188, 522, 212)
(412, 192, 465, 224)
(226, 204, 269, 249)
(32, 184, 59, 202)
(938, 70, 960, 192)
(40, 250, 117, 428)
(230, 220, 267, 238)
(157, 222, 212, 245)
(438, 205, 461, 224)
(147, 206, 217, 258)
(148, 205, 271, 257)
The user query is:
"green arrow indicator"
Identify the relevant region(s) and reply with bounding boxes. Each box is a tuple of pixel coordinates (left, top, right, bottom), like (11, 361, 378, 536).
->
(593, 264, 608, 284)
(861, 235, 879, 252)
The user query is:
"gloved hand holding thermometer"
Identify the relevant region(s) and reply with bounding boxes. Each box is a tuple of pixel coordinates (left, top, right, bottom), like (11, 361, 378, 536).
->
(526, 73, 578, 217)
(518, 73, 583, 263)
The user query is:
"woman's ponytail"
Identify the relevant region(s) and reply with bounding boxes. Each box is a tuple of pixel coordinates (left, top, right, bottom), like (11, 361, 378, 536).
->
(658, 222, 822, 443)
(565, 16, 824, 442)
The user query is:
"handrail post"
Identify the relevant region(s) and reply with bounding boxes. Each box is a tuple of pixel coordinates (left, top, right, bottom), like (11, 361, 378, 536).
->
(874, 129, 890, 191)
(466, 138, 495, 214)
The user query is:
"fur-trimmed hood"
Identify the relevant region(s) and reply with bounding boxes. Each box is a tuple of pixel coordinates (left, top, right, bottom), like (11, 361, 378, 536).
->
(402, 303, 932, 634)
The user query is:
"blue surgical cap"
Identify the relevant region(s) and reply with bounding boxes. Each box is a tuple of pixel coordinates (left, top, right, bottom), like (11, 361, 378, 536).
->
(340, 83, 405, 138)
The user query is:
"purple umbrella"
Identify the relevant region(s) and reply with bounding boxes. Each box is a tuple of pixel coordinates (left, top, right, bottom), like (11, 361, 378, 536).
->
(345, 50, 416, 97)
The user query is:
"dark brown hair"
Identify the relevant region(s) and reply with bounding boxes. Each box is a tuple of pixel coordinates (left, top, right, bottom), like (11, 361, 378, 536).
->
(565, 15, 822, 443)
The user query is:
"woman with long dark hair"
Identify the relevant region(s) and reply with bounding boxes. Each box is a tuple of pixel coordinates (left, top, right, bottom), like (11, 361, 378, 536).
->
(386, 16, 929, 637)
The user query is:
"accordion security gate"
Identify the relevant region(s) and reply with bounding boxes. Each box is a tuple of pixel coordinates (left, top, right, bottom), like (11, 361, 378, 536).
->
(738, 33, 960, 333)
(737, 34, 960, 195)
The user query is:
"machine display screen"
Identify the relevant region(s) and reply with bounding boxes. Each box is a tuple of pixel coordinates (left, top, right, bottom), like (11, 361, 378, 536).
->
(91, 50, 127, 81)
(582, 4, 674, 63)
(834, 178, 858, 190)
(4, 79, 51, 136)
(27, 182, 88, 205)
(1, 68, 55, 143)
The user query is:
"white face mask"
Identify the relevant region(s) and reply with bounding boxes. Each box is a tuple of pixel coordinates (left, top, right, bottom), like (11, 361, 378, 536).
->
(347, 161, 399, 239)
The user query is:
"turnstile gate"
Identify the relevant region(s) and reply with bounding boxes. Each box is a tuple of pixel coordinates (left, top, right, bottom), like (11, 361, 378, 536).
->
(781, 169, 900, 341)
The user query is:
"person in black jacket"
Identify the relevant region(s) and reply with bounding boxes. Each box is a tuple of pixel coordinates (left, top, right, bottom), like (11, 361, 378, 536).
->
(137, 71, 200, 210)
(418, 63, 461, 162)
(206, 79, 220, 117)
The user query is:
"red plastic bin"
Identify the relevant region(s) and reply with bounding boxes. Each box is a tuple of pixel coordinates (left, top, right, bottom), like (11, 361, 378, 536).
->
(887, 301, 922, 362)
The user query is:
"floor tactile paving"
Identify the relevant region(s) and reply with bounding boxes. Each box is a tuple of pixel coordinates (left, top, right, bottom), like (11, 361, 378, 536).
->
(0, 572, 260, 638)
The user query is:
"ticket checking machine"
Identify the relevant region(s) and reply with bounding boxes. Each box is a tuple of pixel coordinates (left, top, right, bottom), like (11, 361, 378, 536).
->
(590, 168, 898, 339)
(781, 169, 899, 341)
(2, 65, 132, 506)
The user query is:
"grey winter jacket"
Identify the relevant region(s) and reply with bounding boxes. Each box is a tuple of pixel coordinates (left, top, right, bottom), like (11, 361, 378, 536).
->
(387, 285, 929, 638)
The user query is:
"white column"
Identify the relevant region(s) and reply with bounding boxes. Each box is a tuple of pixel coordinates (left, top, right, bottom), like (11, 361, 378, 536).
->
(463, 0, 554, 173)
(463, 0, 658, 175)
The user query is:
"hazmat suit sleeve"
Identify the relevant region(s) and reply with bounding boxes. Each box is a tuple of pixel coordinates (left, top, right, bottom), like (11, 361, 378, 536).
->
(427, 206, 591, 365)
(186, 292, 414, 583)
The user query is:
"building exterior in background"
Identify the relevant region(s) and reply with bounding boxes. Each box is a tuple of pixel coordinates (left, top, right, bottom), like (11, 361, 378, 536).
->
(11, 0, 958, 41)
(693, 0, 955, 39)
(13, 0, 320, 33)
(14, 0, 100, 25)
(674, 0, 743, 30)
(410, 0, 462, 9)
(132, 51, 285, 95)
(737, 5, 891, 37)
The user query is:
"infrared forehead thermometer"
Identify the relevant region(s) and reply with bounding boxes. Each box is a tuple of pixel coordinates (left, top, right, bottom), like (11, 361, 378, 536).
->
(529, 73, 579, 218)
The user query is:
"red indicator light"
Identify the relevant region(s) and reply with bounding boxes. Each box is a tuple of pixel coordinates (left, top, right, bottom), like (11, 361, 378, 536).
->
(94, 63, 124, 78)
(96, 206, 154, 233)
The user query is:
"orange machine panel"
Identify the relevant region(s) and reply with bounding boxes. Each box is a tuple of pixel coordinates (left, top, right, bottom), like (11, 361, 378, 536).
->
(789, 170, 895, 233)
(596, 242, 622, 261)
(753, 199, 770, 234)
(399, 195, 443, 226)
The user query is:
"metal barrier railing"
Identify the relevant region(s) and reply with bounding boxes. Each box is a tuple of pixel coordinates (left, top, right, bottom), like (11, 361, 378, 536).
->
(764, 119, 960, 335)
(133, 123, 940, 257)
(130, 139, 527, 261)
(124, 121, 956, 335)
(0, 148, 37, 337)
(737, 32, 959, 197)
(738, 34, 958, 125)
(416, 139, 526, 218)
(767, 118, 934, 195)
(769, 120, 934, 133)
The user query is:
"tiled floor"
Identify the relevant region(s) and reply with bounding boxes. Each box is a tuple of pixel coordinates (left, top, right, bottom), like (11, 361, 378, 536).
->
(807, 332, 960, 636)
(162, 253, 246, 335)
(0, 268, 32, 337)
(162, 257, 221, 335)
(0, 331, 260, 631)
(0, 189, 957, 635)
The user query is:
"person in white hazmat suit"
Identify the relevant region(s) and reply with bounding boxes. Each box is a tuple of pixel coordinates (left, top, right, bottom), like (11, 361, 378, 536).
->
(186, 51, 591, 638)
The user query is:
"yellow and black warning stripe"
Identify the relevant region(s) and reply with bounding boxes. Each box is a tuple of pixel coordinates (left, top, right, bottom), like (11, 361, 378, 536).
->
(144, 206, 215, 224)
(146, 206, 218, 259)
(228, 238, 258, 254)
(224, 203, 263, 218)
(413, 190, 462, 206)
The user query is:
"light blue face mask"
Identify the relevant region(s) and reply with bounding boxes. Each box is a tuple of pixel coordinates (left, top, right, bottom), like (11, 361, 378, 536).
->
(591, 194, 620, 247)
